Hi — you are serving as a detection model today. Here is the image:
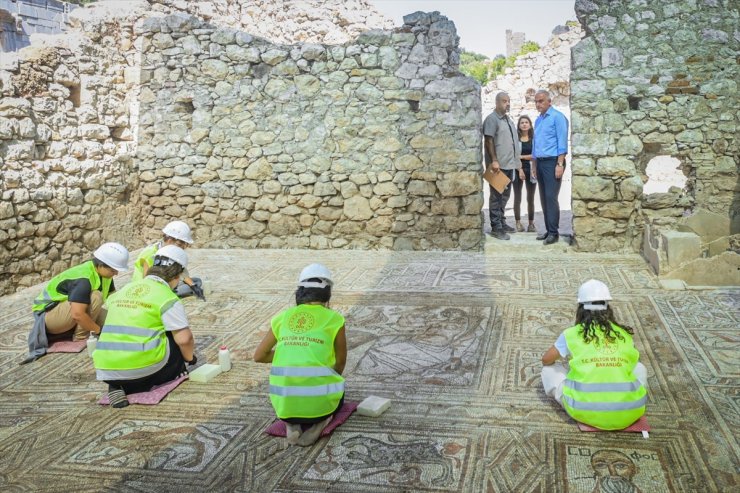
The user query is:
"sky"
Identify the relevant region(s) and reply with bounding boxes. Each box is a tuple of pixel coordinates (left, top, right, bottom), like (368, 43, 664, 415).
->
(370, 0, 576, 59)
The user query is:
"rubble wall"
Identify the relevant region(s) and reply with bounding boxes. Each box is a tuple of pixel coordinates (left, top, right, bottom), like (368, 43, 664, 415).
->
(136, 11, 483, 250)
(0, 6, 146, 295)
(571, 0, 739, 252)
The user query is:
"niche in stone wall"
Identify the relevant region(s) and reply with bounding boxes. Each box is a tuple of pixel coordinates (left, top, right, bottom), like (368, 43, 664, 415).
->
(68, 83, 81, 108)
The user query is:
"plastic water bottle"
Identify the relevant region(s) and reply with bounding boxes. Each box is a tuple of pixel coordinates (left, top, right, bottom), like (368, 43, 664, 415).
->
(218, 346, 231, 372)
(87, 333, 97, 357)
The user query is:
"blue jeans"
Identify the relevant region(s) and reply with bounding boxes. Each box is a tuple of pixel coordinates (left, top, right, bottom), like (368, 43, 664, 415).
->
(536, 157, 562, 236)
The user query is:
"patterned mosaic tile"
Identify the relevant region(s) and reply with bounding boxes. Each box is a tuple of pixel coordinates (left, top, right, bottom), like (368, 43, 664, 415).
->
(0, 248, 736, 492)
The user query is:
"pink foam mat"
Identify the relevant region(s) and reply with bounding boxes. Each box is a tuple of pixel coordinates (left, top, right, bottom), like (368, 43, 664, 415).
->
(577, 415, 650, 432)
(47, 340, 86, 353)
(98, 375, 188, 405)
(265, 401, 359, 437)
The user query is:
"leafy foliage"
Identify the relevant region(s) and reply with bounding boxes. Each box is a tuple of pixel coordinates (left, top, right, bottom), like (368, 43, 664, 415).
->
(459, 41, 541, 85)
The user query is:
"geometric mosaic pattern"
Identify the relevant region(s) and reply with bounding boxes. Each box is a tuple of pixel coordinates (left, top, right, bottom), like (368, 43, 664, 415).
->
(0, 248, 737, 491)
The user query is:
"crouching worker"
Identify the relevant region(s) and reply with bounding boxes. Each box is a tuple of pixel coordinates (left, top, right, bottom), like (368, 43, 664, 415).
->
(133, 220, 205, 301)
(253, 263, 347, 446)
(23, 242, 129, 364)
(94, 245, 197, 408)
(541, 280, 647, 430)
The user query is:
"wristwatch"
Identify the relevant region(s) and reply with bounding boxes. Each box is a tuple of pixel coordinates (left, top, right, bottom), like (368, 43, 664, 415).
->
(556, 163, 564, 167)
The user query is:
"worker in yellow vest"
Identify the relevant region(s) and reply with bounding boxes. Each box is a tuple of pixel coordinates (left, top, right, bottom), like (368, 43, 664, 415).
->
(541, 280, 647, 430)
(23, 242, 129, 364)
(132, 220, 205, 301)
(254, 263, 347, 446)
(94, 245, 197, 408)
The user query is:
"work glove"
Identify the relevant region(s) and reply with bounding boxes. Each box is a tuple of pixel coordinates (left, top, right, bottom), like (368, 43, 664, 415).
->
(191, 284, 206, 301)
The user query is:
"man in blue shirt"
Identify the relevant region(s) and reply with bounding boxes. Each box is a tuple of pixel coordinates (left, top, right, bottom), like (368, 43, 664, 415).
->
(532, 90, 569, 245)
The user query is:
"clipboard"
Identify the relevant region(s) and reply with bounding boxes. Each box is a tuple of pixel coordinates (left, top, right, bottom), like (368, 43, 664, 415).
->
(482, 167, 511, 194)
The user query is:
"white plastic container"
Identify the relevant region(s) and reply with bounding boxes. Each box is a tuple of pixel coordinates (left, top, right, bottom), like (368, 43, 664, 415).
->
(189, 364, 222, 383)
(357, 395, 391, 417)
(87, 333, 97, 357)
(218, 346, 231, 372)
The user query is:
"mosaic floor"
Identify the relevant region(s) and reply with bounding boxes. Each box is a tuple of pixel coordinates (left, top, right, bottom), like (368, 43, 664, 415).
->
(0, 247, 737, 492)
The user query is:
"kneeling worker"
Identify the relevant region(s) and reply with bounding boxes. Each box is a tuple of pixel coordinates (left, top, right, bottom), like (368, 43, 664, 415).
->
(254, 263, 347, 446)
(133, 220, 205, 300)
(24, 242, 129, 364)
(94, 245, 197, 408)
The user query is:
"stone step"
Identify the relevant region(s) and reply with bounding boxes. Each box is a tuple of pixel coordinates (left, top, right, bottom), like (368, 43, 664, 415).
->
(484, 231, 575, 253)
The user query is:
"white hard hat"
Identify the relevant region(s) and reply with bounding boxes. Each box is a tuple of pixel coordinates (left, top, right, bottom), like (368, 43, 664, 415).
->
(577, 279, 612, 311)
(93, 242, 129, 272)
(162, 220, 194, 244)
(154, 245, 188, 269)
(298, 263, 333, 288)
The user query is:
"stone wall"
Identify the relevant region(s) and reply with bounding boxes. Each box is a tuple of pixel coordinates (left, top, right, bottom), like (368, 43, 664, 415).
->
(571, 0, 739, 254)
(147, 0, 395, 45)
(135, 11, 483, 251)
(0, 0, 430, 296)
(0, 3, 148, 296)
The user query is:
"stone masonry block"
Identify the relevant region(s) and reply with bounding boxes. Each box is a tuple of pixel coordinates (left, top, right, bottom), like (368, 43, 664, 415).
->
(662, 231, 701, 270)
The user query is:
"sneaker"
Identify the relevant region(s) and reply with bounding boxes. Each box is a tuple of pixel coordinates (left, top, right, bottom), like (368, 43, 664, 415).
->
(503, 224, 516, 233)
(108, 388, 129, 409)
(489, 230, 511, 241)
(527, 223, 536, 233)
(515, 222, 525, 232)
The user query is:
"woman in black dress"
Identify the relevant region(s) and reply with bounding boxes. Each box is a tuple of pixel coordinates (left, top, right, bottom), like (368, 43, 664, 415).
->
(513, 115, 537, 232)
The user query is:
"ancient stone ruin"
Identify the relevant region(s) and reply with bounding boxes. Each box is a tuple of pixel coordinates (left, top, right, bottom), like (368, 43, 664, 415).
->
(0, 0, 738, 296)
(570, 0, 738, 284)
(0, 1, 482, 296)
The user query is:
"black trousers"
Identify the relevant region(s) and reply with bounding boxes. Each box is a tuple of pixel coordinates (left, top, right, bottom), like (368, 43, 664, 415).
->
(512, 162, 537, 222)
(106, 331, 187, 395)
(488, 169, 515, 232)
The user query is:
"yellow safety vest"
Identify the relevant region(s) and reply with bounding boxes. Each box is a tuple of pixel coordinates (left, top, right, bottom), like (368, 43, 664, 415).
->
(93, 277, 180, 380)
(32, 261, 112, 313)
(132, 242, 161, 282)
(562, 323, 646, 430)
(269, 304, 345, 419)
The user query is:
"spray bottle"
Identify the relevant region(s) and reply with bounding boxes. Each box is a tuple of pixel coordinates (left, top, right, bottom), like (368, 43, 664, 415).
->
(218, 345, 231, 372)
(87, 332, 97, 357)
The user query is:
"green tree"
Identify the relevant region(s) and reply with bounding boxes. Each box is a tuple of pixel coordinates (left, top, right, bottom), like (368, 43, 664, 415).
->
(459, 42, 541, 86)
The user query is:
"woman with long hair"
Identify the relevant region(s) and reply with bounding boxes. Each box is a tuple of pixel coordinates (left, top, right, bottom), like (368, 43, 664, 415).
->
(512, 115, 537, 232)
(541, 280, 647, 430)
